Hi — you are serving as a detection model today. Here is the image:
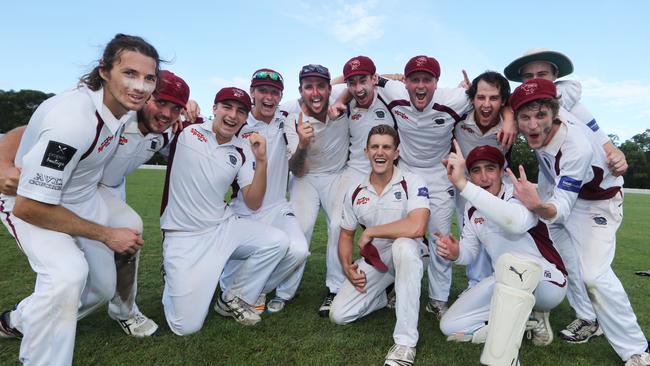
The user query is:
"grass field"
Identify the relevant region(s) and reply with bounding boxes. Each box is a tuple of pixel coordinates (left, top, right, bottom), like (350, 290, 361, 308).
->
(1, 169, 648, 365)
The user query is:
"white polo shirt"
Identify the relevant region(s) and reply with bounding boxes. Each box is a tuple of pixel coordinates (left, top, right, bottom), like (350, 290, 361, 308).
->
(100, 120, 171, 187)
(160, 119, 255, 232)
(453, 112, 508, 159)
(345, 77, 397, 175)
(341, 168, 430, 252)
(457, 181, 566, 282)
(15, 85, 133, 206)
(535, 120, 623, 225)
(230, 110, 291, 215)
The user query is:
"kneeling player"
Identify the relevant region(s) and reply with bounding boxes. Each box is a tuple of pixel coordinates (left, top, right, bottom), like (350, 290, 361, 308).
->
(436, 144, 567, 366)
(329, 125, 430, 366)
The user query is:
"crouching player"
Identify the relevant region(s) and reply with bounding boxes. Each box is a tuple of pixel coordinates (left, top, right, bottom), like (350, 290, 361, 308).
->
(436, 143, 567, 366)
(329, 125, 430, 366)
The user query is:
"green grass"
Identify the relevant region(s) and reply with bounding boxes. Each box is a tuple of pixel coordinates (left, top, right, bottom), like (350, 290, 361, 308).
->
(1, 169, 649, 365)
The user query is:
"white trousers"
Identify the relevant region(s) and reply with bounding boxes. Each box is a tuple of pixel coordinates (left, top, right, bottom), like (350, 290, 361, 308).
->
(162, 216, 288, 336)
(564, 194, 647, 361)
(289, 170, 355, 293)
(220, 202, 310, 300)
(329, 238, 427, 347)
(440, 254, 567, 337)
(0, 192, 142, 366)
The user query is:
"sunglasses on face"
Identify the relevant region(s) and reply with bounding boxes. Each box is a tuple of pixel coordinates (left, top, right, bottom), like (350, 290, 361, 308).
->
(252, 71, 284, 82)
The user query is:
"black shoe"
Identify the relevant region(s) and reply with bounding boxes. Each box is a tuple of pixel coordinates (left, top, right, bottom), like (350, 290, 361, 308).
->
(318, 292, 336, 317)
(0, 310, 22, 339)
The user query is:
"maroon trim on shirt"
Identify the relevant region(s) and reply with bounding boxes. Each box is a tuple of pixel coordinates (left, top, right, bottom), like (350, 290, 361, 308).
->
(387, 99, 411, 111)
(527, 221, 567, 276)
(80, 111, 105, 161)
(579, 166, 621, 200)
(351, 185, 363, 205)
(162, 131, 170, 148)
(0, 199, 23, 252)
(159, 128, 183, 216)
(554, 150, 562, 176)
(432, 103, 467, 123)
(377, 94, 398, 130)
(467, 207, 477, 220)
(399, 178, 409, 199)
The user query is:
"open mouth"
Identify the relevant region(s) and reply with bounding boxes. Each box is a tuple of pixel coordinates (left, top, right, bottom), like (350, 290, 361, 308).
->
(415, 90, 427, 101)
(128, 92, 145, 104)
(373, 157, 387, 166)
(223, 118, 238, 128)
(310, 97, 323, 110)
(480, 109, 492, 119)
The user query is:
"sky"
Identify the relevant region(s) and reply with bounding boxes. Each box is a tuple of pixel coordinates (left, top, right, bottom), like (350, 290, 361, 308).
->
(2, 0, 648, 141)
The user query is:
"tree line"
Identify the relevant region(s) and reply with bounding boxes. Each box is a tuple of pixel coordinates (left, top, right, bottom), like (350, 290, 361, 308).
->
(2, 89, 649, 188)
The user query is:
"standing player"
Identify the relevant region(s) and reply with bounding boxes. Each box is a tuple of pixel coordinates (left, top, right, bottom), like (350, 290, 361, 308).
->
(0, 34, 159, 365)
(437, 144, 567, 365)
(284, 64, 350, 316)
(160, 87, 291, 334)
(508, 78, 649, 365)
(219, 69, 309, 313)
(329, 125, 430, 366)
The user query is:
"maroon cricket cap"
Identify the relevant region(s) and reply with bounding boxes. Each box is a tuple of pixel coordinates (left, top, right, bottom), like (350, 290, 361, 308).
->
(343, 55, 376, 80)
(155, 70, 190, 108)
(250, 68, 284, 91)
(213, 87, 252, 112)
(466, 145, 505, 169)
(404, 55, 441, 79)
(509, 78, 557, 112)
(360, 242, 388, 272)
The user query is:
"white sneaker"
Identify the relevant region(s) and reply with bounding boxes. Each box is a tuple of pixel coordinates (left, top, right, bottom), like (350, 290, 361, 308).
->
(384, 344, 416, 366)
(252, 293, 266, 315)
(526, 311, 553, 346)
(425, 299, 448, 320)
(559, 318, 603, 343)
(214, 294, 261, 326)
(266, 297, 286, 313)
(117, 311, 158, 337)
(625, 352, 650, 366)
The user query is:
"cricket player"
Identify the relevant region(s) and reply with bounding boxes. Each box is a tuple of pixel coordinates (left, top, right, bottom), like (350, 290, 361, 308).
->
(0, 69, 191, 338)
(219, 69, 309, 314)
(0, 34, 160, 365)
(508, 78, 649, 365)
(329, 124, 430, 366)
(160, 87, 291, 334)
(504, 48, 629, 343)
(283, 64, 350, 316)
(436, 144, 567, 365)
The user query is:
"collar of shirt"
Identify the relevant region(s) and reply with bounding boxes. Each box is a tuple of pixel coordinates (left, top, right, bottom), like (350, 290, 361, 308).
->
(538, 119, 568, 156)
(197, 118, 235, 147)
(463, 111, 503, 136)
(360, 167, 405, 195)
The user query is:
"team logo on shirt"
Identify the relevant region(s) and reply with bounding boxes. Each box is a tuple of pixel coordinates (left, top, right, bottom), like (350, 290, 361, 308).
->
(228, 154, 238, 165)
(394, 191, 402, 200)
(447, 189, 455, 197)
(544, 270, 552, 279)
(434, 118, 445, 125)
(41, 140, 77, 171)
(417, 187, 429, 198)
(119, 136, 129, 145)
(190, 128, 208, 143)
(474, 217, 485, 225)
(356, 196, 370, 205)
(97, 135, 114, 153)
(149, 140, 158, 151)
(375, 110, 385, 119)
(593, 216, 607, 225)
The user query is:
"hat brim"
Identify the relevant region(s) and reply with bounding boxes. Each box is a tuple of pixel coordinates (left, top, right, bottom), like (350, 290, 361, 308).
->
(504, 51, 573, 82)
(250, 80, 284, 91)
(299, 72, 331, 81)
(155, 94, 186, 108)
(344, 70, 374, 80)
(360, 243, 388, 272)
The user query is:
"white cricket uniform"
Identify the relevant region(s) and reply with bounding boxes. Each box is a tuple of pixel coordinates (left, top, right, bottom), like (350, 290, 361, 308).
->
(378, 80, 473, 303)
(159, 119, 289, 336)
(439, 181, 567, 337)
(329, 168, 430, 348)
(283, 91, 351, 294)
(220, 111, 309, 301)
(97, 120, 171, 320)
(453, 113, 510, 288)
(0, 85, 139, 366)
(535, 119, 647, 361)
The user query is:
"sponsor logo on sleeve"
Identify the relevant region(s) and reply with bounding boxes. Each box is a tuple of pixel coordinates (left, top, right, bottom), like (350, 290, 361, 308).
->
(190, 128, 208, 142)
(40, 141, 77, 171)
(394, 110, 409, 121)
(119, 136, 128, 145)
(586, 119, 600, 132)
(351, 113, 362, 121)
(241, 132, 254, 139)
(355, 196, 370, 205)
(417, 187, 429, 198)
(149, 140, 158, 151)
(474, 217, 485, 225)
(28, 173, 63, 191)
(557, 176, 582, 193)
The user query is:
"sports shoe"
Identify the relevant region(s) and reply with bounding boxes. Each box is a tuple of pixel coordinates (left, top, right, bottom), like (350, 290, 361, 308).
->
(625, 352, 650, 366)
(526, 311, 553, 346)
(252, 293, 266, 315)
(116, 311, 158, 337)
(0, 310, 22, 339)
(559, 318, 603, 343)
(386, 286, 396, 310)
(214, 294, 261, 326)
(266, 296, 286, 314)
(318, 292, 336, 317)
(425, 299, 448, 320)
(384, 344, 416, 366)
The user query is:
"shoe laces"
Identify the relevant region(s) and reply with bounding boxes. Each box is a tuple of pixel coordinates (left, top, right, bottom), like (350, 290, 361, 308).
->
(131, 312, 147, 326)
(565, 318, 587, 333)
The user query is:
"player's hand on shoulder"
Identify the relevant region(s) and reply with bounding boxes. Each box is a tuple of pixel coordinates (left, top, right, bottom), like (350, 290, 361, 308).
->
(104, 228, 144, 255)
(0, 166, 21, 196)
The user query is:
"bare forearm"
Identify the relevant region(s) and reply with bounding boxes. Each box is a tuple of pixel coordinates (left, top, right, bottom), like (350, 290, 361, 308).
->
(338, 230, 355, 268)
(289, 147, 308, 177)
(532, 202, 557, 221)
(243, 160, 268, 211)
(365, 209, 429, 240)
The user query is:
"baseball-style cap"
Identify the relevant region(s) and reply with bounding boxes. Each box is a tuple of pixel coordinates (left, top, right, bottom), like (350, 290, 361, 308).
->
(251, 68, 284, 91)
(509, 78, 557, 112)
(466, 145, 506, 170)
(404, 55, 441, 79)
(343, 56, 376, 80)
(155, 70, 190, 107)
(299, 64, 331, 81)
(360, 242, 388, 272)
(504, 48, 573, 82)
(213, 87, 252, 112)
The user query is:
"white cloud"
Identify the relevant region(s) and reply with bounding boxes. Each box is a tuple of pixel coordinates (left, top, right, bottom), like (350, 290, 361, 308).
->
(574, 75, 650, 116)
(208, 76, 250, 91)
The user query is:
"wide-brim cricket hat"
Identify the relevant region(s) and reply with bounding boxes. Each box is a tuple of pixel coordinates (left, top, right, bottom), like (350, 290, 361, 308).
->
(504, 48, 573, 82)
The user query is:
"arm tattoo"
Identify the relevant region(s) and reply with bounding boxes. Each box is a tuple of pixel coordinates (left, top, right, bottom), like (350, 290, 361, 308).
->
(289, 147, 308, 177)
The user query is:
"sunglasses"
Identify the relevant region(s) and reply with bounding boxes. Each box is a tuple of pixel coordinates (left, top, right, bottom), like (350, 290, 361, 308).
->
(252, 70, 284, 82)
(300, 64, 330, 78)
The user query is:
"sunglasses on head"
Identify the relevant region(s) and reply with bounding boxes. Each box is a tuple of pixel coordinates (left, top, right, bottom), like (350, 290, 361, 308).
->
(300, 64, 330, 77)
(253, 70, 283, 82)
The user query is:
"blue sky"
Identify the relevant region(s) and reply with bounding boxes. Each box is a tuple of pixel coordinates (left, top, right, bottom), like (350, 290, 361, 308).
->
(2, 0, 648, 141)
